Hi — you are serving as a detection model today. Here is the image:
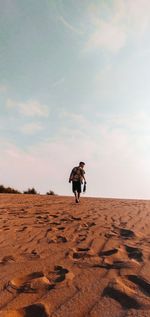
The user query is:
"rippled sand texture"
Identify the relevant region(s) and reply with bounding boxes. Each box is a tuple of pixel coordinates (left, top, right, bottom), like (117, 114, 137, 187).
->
(0, 194, 150, 317)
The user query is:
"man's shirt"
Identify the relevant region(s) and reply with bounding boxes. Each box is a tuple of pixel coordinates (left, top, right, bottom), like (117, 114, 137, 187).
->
(70, 166, 85, 182)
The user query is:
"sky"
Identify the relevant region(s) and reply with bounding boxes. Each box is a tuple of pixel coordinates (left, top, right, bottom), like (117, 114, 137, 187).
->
(1, 0, 150, 198)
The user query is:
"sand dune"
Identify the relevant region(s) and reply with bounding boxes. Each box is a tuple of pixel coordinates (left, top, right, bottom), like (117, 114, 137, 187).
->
(0, 194, 150, 316)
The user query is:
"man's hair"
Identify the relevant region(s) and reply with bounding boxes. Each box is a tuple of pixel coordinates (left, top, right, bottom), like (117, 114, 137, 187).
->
(79, 161, 85, 165)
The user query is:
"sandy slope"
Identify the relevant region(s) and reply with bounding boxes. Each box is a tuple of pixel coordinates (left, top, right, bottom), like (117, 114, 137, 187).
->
(0, 194, 150, 317)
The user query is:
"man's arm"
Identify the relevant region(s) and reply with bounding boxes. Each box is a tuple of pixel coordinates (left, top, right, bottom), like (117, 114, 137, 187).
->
(83, 175, 86, 183)
(82, 170, 86, 183)
(69, 168, 75, 183)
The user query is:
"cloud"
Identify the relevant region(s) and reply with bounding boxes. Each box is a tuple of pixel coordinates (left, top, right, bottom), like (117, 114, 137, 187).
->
(6, 98, 16, 108)
(58, 15, 84, 35)
(0, 84, 7, 93)
(84, 0, 150, 53)
(97, 111, 150, 133)
(85, 20, 127, 53)
(51, 77, 65, 88)
(1, 110, 150, 198)
(6, 99, 49, 117)
(20, 122, 44, 135)
(61, 112, 89, 129)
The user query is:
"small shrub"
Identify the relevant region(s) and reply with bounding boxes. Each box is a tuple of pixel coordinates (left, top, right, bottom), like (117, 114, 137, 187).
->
(0, 185, 21, 194)
(23, 187, 38, 195)
(46, 190, 56, 195)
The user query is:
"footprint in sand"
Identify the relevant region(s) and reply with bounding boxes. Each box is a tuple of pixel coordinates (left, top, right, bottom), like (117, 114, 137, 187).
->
(35, 215, 49, 224)
(48, 265, 74, 284)
(102, 277, 150, 309)
(94, 261, 136, 270)
(68, 247, 91, 260)
(99, 248, 118, 257)
(0, 255, 15, 265)
(119, 221, 128, 227)
(5, 265, 74, 295)
(49, 221, 61, 226)
(104, 231, 118, 238)
(120, 228, 136, 239)
(56, 235, 68, 243)
(50, 214, 59, 218)
(59, 217, 71, 223)
(21, 250, 40, 261)
(2, 303, 49, 317)
(127, 275, 150, 296)
(5, 271, 52, 294)
(70, 216, 81, 221)
(3, 226, 10, 231)
(57, 226, 65, 231)
(44, 227, 52, 237)
(78, 222, 96, 231)
(17, 226, 28, 232)
(97, 247, 140, 270)
(76, 234, 87, 243)
(125, 245, 143, 262)
(47, 234, 68, 244)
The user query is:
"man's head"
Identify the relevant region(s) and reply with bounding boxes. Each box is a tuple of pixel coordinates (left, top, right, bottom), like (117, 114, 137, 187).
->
(79, 161, 85, 168)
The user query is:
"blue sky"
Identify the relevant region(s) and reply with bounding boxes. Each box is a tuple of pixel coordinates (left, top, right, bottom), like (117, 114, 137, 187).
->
(1, 0, 150, 198)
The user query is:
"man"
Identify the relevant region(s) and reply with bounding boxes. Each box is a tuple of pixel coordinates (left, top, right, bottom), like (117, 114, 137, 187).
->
(69, 162, 86, 203)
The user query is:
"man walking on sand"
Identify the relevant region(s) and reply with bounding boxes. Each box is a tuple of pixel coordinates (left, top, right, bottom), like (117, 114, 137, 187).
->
(69, 162, 86, 203)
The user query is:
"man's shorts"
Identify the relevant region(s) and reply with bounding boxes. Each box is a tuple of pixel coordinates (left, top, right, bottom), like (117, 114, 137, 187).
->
(72, 181, 81, 193)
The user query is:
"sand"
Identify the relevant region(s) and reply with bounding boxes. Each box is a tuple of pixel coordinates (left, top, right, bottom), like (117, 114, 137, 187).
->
(0, 194, 150, 317)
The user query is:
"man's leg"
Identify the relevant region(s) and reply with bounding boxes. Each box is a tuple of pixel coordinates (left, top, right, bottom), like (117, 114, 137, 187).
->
(74, 191, 78, 203)
(77, 192, 80, 202)
(73, 182, 81, 203)
(77, 182, 81, 202)
(72, 182, 77, 202)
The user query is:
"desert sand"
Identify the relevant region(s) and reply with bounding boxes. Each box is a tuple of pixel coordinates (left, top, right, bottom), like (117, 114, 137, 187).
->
(0, 194, 150, 317)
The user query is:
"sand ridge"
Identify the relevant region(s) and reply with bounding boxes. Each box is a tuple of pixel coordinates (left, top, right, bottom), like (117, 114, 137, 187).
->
(0, 194, 150, 316)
